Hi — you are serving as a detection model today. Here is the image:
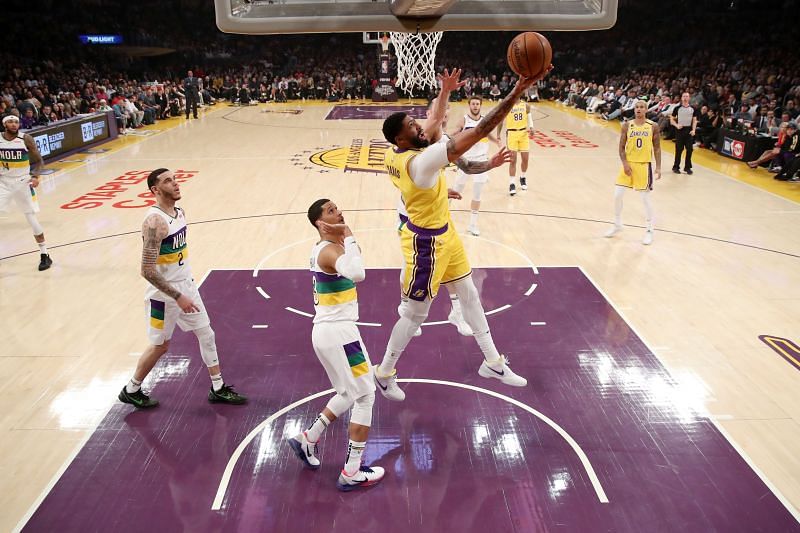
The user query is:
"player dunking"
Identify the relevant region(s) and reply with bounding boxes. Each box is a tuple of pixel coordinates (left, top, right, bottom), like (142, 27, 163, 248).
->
(376, 66, 551, 401)
(397, 96, 505, 337)
(496, 96, 534, 196)
(604, 100, 662, 245)
(287, 199, 384, 491)
(0, 115, 52, 271)
(451, 96, 501, 235)
(119, 168, 246, 408)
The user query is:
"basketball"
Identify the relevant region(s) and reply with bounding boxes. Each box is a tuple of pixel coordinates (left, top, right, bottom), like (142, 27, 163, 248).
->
(506, 32, 552, 79)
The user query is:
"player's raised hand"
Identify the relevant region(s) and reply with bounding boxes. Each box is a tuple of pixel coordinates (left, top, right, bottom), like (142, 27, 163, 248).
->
(438, 68, 467, 93)
(489, 147, 513, 169)
(514, 64, 554, 91)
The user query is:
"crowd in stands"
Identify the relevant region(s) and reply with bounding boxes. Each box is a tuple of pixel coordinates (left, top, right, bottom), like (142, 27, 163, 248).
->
(1, 0, 798, 177)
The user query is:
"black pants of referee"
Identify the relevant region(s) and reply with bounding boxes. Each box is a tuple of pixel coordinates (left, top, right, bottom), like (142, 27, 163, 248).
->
(185, 95, 198, 119)
(673, 128, 694, 171)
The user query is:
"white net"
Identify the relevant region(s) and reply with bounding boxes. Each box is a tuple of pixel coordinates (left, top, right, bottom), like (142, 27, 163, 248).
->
(389, 31, 443, 96)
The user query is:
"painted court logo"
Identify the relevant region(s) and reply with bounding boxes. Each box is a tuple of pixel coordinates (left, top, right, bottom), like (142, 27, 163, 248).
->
(307, 138, 391, 174)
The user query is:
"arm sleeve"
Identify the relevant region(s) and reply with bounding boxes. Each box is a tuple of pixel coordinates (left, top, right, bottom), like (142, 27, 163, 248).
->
(334, 236, 365, 282)
(408, 142, 449, 189)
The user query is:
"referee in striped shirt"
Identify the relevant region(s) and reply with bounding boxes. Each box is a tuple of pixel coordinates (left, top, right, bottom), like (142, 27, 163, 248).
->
(670, 91, 700, 174)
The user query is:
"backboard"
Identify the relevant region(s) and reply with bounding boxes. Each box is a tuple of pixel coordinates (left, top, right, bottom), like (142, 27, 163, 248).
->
(214, 0, 618, 35)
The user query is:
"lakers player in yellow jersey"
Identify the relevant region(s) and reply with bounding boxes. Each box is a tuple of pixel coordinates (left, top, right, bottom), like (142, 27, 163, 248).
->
(377, 66, 552, 401)
(604, 100, 662, 245)
(496, 98, 534, 196)
(287, 199, 384, 491)
(118, 168, 246, 408)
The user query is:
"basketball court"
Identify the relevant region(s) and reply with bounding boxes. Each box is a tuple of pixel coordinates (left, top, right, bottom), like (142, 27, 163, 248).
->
(3, 0, 800, 530)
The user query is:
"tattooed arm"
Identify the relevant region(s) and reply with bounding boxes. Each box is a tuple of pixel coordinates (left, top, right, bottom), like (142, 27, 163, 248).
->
(141, 213, 180, 298)
(141, 213, 199, 313)
(446, 69, 550, 163)
(454, 147, 512, 174)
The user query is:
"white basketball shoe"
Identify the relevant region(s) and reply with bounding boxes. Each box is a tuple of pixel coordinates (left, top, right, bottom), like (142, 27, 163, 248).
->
(478, 355, 527, 387)
(374, 370, 405, 401)
(287, 432, 320, 469)
(336, 465, 385, 492)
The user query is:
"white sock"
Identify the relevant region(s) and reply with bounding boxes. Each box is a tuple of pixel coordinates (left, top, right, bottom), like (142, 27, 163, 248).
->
(450, 294, 461, 314)
(344, 440, 366, 475)
(520, 174, 526, 180)
(509, 175, 516, 185)
(305, 412, 330, 442)
(38, 242, 48, 254)
(475, 330, 501, 364)
(210, 373, 224, 391)
(470, 210, 479, 227)
(126, 377, 142, 394)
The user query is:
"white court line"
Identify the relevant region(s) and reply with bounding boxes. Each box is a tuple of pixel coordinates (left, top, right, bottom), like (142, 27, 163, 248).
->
(355, 321, 382, 327)
(251, 325, 269, 329)
(285, 306, 313, 318)
(530, 322, 547, 326)
(485, 304, 511, 316)
(421, 320, 449, 327)
(210, 378, 608, 510)
(524, 283, 538, 296)
(256, 287, 270, 300)
(577, 265, 800, 523)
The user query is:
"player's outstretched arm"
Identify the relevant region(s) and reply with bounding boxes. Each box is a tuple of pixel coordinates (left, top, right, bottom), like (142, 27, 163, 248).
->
(446, 68, 551, 163)
(423, 69, 465, 141)
(455, 147, 512, 174)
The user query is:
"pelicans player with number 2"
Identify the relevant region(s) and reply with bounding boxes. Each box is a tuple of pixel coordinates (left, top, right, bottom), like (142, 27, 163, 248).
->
(603, 100, 662, 245)
(118, 168, 247, 409)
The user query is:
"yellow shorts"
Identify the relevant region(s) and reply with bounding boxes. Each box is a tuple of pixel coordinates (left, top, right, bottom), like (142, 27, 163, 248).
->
(400, 221, 471, 301)
(506, 130, 530, 152)
(616, 162, 653, 191)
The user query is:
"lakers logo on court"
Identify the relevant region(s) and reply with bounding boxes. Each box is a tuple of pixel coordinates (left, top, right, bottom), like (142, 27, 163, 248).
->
(307, 138, 392, 174)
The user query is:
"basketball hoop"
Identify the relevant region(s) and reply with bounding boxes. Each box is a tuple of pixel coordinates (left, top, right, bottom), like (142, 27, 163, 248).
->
(389, 31, 443, 96)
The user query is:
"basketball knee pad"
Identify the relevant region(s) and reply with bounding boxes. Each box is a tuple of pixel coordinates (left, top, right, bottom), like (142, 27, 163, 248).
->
(350, 391, 375, 427)
(194, 326, 219, 367)
(25, 213, 44, 236)
(326, 392, 354, 418)
(399, 297, 431, 327)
